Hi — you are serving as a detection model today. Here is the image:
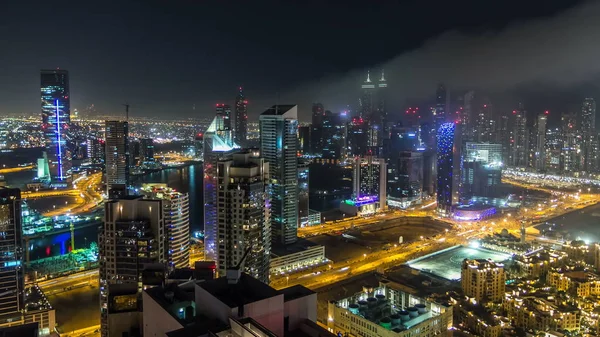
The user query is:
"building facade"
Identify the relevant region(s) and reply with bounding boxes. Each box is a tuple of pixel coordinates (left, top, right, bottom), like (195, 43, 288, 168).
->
(141, 184, 190, 269)
(203, 112, 239, 262)
(461, 259, 505, 302)
(99, 196, 167, 337)
(436, 123, 461, 215)
(234, 87, 248, 146)
(0, 188, 24, 324)
(41, 69, 71, 184)
(105, 121, 130, 198)
(259, 105, 299, 245)
(215, 152, 271, 283)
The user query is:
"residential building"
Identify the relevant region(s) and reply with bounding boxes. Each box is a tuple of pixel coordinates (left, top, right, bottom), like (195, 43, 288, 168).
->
(215, 152, 271, 283)
(461, 259, 505, 302)
(105, 120, 129, 198)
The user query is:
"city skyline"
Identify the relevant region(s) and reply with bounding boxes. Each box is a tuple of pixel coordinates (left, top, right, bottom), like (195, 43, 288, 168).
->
(3, 1, 600, 120)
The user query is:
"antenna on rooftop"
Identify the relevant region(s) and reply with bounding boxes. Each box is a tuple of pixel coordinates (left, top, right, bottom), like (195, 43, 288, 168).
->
(227, 246, 252, 284)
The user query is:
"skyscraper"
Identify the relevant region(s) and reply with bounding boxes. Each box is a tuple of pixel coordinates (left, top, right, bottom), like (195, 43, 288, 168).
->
(561, 112, 579, 172)
(376, 70, 388, 133)
(463, 143, 502, 198)
(434, 84, 449, 131)
(216, 104, 232, 131)
(234, 87, 248, 146)
(260, 105, 299, 245)
(310, 103, 325, 156)
(141, 184, 190, 269)
(352, 156, 386, 208)
(436, 122, 461, 215)
(581, 98, 596, 172)
(104, 120, 129, 198)
(41, 69, 71, 184)
(139, 138, 154, 165)
(387, 151, 423, 209)
(0, 188, 24, 324)
(203, 111, 239, 262)
(512, 104, 528, 167)
(535, 113, 548, 171)
(360, 71, 375, 118)
(321, 110, 346, 163)
(462, 91, 475, 141)
(298, 159, 310, 227)
(216, 152, 271, 283)
(99, 196, 167, 337)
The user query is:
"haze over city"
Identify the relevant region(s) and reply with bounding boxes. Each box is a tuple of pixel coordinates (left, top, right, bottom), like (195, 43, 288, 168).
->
(5, 1, 600, 337)
(2, 0, 600, 120)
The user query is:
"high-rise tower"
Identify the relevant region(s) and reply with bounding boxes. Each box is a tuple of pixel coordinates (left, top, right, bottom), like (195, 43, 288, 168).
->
(512, 104, 528, 167)
(141, 184, 190, 269)
(535, 113, 548, 171)
(216, 152, 271, 283)
(0, 188, 24, 325)
(234, 87, 248, 146)
(581, 98, 596, 172)
(99, 196, 167, 337)
(260, 105, 299, 245)
(203, 110, 239, 263)
(434, 84, 449, 131)
(436, 122, 461, 215)
(360, 71, 375, 118)
(105, 120, 130, 198)
(41, 69, 71, 184)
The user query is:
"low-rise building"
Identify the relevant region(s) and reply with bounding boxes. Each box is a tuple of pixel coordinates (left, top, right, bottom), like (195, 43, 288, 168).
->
(271, 241, 329, 275)
(143, 270, 332, 337)
(504, 294, 581, 332)
(514, 249, 567, 278)
(327, 280, 453, 337)
(547, 269, 600, 298)
(461, 259, 505, 303)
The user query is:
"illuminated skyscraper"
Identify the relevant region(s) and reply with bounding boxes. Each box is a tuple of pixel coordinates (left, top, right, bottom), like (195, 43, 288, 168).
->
(360, 71, 375, 118)
(141, 184, 190, 269)
(139, 138, 154, 164)
(0, 188, 24, 325)
(376, 70, 388, 133)
(352, 156, 386, 207)
(581, 98, 596, 172)
(310, 103, 325, 155)
(41, 69, 71, 184)
(560, 112, 579, 172)
(512, 104, 528, 167)
(434, 84, 449, 131)
(203, 111, 239, 263)
(436, 122, 461, 215)
(215, 104, 232, 131)
(260, 105, 299, 245)
(234, 87, 248, 146)
(105, 121, 129, 198)
(99, 196, 167, 337)
(535, 113, 548, 171)
(216, 152, 270, 283)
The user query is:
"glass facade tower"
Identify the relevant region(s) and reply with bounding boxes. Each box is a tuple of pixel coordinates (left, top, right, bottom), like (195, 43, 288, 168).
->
(260, 105, 299, 245)
(436, 122, 461, 215)
(41, 69, 71, 184)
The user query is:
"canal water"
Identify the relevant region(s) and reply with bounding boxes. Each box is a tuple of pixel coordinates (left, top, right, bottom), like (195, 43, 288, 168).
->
(25, 164, 204, 260)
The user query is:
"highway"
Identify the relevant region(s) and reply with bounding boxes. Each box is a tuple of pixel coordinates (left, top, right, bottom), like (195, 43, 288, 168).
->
(37, 269, 98, 295)
(0, 165, 34, 174)
(27, 172, 103, 217)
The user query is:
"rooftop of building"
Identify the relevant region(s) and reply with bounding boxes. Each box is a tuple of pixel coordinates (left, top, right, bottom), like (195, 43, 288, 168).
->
(462, 259, 504, 270)
(197, 273, 280, 308)
(145, 284, 197, 325)
(271, 238, 320, 257)
(0, 322, 39, 337)
(277, 285, 314, 302)
(261, 105, 297, 116)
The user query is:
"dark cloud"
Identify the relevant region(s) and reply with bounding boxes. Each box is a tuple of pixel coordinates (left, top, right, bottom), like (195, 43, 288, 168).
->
(278, 1, 600, 119)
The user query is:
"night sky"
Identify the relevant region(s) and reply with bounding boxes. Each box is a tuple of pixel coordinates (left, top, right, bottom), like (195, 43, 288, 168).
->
(0, 0, 595, 122)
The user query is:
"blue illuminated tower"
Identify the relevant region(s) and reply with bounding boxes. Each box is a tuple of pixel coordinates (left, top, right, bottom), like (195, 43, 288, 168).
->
(260, 105, 299, 245)
(41, 69, 71, 185)
(436, 122, 461, 215)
